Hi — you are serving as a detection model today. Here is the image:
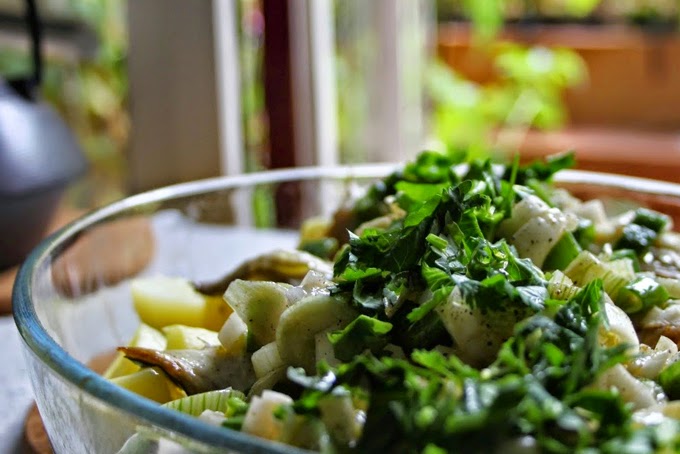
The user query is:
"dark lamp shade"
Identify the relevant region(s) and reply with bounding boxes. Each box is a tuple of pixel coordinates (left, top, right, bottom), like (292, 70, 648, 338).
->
(0, 79, 86, 270)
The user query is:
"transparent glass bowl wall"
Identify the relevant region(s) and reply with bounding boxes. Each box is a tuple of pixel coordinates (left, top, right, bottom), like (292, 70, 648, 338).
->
(13, 166, 680, 453)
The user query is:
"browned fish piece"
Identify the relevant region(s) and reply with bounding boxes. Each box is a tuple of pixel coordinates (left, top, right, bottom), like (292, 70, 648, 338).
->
(194, 249, 332, 295)
(118, 346, 256, 395)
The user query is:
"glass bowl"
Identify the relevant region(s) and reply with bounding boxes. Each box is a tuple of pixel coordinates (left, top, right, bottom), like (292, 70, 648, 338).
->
(12, 165, 680, 453)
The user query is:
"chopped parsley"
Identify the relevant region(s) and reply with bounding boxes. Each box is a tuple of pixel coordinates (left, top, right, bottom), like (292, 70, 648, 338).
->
(275, 151, 680, 452)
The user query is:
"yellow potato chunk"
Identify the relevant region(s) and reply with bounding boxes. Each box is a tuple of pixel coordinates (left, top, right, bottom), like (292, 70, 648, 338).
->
(162, 325, 221, 350)
(203, 294, 233, 331)
(299, 216, 331, 242)
(103, 323, 166, 379)
(111, 367, 186, 403)
(132, 276, 229, 330)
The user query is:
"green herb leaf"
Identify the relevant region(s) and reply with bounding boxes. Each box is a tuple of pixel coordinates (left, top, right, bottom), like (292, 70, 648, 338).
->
(328, 315, 393, 362)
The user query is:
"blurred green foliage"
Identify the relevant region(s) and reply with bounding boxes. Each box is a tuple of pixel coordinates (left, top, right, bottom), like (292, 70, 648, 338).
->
(0, 0, 127, 207)
(438, 0, 680, 25)
(56, 0, 127, 207)
(427, 45, 586, 158)
(461, 0, 505, 41)
(3, 0, 676, 211)
(428, 0, 598, 159)
(430, 0, 680, 161)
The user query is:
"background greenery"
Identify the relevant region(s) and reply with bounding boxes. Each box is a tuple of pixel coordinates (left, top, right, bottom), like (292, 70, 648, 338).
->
(0, 0, 127, 207)
(427, 0, 680, 161)
(1, 0, 679, 208)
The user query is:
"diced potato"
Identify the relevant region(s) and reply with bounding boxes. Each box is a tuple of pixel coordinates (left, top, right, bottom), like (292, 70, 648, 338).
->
(203, 295, 233, 331)
(252, 342, 284, 378)
(103, 357, 139, 381)
(132, 276, 217, 329)
(218, 312, 248, 355)
(162, 325, 221, 350)
(103, 323, 166, 379)
(299, 216, 331, 242)
(110, 367, 186, 403)
(242, 390, 293, 441)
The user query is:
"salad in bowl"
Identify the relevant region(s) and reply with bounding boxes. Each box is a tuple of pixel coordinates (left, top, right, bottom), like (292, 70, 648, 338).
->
(106, 151, 680, 453)
(15, 150, 680, 454)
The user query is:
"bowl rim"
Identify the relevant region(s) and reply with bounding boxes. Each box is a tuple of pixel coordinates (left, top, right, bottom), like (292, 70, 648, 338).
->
(12, 164, 680, 451)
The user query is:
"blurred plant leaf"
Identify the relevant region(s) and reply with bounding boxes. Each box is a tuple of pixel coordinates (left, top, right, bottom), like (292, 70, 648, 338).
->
(564, 0, 602, 17)
(427, 41, 586, 156)
(462, 0, 504, 41)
